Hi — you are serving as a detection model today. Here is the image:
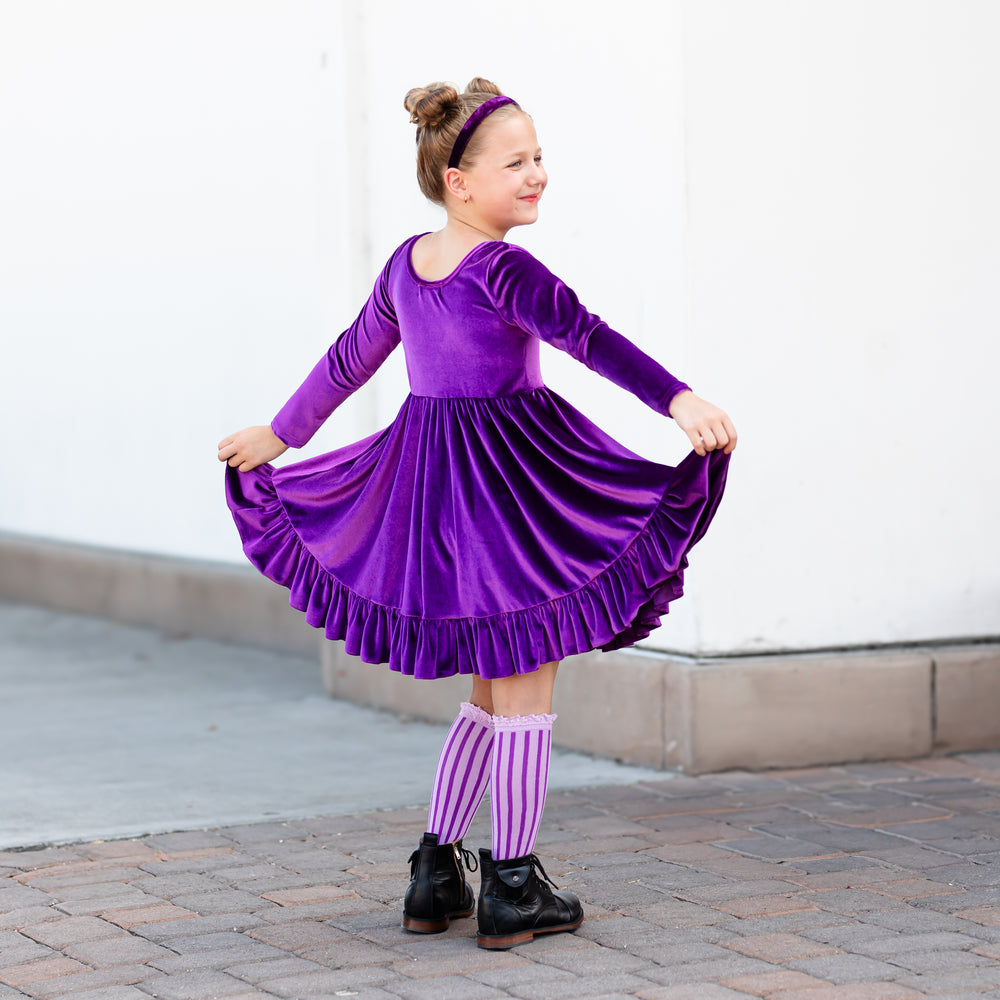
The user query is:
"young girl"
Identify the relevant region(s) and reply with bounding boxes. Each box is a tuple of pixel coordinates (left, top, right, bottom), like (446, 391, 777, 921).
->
(219, 77, 735, 950)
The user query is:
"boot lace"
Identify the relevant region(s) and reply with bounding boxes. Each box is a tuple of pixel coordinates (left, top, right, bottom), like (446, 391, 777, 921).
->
(456, 841, 478, 872)
(406, 840, 478, 876)
(526, 853, 559, 889)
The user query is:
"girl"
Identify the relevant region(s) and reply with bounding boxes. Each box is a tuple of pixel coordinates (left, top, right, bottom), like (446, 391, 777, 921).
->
(219, 78, 735, 950)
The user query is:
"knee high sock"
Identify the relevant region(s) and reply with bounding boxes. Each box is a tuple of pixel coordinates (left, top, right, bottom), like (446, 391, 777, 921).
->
(426, 702, 495, 845)
(491, 712, 556, 861)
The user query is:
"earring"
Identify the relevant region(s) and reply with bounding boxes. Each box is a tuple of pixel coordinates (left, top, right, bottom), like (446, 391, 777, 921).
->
(464, 195, 470, 204)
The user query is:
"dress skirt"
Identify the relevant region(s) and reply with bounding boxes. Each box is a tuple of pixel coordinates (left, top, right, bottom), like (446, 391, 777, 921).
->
(225, 385, 729, 680)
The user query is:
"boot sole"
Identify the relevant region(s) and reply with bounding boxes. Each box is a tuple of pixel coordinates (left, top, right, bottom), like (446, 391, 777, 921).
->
(476, 913, 584, 950)
(401, 905, 475, 934)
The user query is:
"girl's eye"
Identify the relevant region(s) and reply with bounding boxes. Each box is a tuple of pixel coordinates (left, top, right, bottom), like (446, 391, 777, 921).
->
(508, 160, 522, 168)
(534, 155, 543, 164)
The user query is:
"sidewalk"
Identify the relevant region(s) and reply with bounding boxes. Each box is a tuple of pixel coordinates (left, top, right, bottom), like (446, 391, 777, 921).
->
(0, 602, 662, 849)
(2, 606, 1000, 999)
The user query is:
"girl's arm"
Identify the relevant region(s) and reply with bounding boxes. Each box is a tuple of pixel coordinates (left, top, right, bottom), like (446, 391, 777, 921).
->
(489, 246, 736, 455)
(219, 254, 402, 472)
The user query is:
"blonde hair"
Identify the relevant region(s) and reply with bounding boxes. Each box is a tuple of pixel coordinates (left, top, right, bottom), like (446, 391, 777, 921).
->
(404, 77, 524, 204)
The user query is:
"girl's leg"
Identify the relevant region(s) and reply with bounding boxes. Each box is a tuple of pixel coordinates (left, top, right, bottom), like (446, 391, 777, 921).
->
(491, 660, 557, 717)
(403, 673, 497, 933)
(426, 685, 495, 844)
(469, 672, 495, 714)
(478, 661, 583, 948)
(489, 661, 558, 860)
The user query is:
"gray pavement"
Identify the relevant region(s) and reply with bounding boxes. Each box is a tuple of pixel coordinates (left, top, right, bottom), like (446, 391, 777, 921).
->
(2, 600, 1000, 999)
(0, 602, 662, 850)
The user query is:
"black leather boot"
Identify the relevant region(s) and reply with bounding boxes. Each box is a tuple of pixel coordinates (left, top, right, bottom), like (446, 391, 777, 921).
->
(476, 848, 584, 949)
(401, 832, 477, 933)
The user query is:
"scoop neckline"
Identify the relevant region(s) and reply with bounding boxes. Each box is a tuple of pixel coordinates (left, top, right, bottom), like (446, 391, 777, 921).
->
(406, 233, 503, 286)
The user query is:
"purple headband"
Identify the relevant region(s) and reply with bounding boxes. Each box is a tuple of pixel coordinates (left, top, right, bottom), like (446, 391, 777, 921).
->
(447, 95, 518, 169)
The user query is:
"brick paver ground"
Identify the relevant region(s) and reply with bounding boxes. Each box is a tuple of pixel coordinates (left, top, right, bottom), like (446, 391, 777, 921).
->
(2, 753, 999, 999)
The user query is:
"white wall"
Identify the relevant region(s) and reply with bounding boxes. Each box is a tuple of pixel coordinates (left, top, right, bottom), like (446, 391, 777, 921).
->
(680, 0, 1000, 652)
(1, 1, 997, 655)
(0, 1, 358, 561)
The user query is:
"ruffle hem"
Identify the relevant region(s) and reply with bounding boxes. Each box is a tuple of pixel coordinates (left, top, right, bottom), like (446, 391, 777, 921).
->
(225, 442, 728, 680)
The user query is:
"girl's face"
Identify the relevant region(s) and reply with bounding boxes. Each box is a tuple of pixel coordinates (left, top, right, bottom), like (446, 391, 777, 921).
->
(462, 113, 547, 236)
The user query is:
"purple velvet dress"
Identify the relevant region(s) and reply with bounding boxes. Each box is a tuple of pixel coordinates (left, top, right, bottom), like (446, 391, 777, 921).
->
(225, 235, 729, 680)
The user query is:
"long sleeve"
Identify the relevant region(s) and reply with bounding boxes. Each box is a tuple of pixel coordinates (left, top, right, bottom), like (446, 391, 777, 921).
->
(487, 245, 690, 416)
(271, 258, 401, 448)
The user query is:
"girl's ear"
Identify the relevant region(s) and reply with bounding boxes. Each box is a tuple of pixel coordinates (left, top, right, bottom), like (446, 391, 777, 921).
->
(444, 167, 468, 202)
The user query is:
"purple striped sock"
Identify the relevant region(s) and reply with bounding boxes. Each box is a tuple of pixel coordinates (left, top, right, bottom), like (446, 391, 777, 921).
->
(491, 712, 556, 861)
(426, 702, 495, 845)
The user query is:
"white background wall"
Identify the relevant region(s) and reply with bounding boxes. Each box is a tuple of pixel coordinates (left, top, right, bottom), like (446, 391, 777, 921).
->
(1, 1, 997, 655)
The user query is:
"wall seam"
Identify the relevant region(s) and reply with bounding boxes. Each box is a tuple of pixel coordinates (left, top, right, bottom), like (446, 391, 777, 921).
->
(678, 0, 705, 658)
(339, 0, 376, 434)
(930, 654, 938, 752)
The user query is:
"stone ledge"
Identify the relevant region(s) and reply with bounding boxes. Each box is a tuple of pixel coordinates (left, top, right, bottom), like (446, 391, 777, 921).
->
(667, 650, 934, 773)
(934, 646, 1000, 753)
(0, 532, 317, 657)
(321, 642, 999, 774)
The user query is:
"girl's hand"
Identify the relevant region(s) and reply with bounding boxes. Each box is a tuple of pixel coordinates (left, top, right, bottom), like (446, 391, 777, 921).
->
(218, 425, 288, 472)
(668, 390, 737, 456)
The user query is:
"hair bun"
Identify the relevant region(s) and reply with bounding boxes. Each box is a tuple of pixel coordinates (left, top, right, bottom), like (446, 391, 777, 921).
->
(463, 77, 503, 97)
(404, 83, 461, 129)
(404, 76, 517, 204)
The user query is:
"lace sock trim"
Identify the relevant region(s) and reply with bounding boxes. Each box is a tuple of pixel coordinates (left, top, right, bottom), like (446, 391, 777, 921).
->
(492, 712, 557, 732)
(459, 701, 495, 729)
